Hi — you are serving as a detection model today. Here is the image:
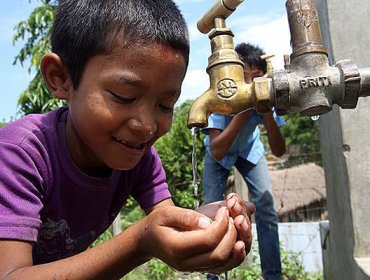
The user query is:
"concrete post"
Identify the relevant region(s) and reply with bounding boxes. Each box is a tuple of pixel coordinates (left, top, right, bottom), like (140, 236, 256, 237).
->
(316, 0, 370, 278)
(112, 214, 122, 236)
(232, 168, 249, 200)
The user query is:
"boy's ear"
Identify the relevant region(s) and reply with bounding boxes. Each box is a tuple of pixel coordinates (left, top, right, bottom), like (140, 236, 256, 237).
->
(40, 53, 72, 100)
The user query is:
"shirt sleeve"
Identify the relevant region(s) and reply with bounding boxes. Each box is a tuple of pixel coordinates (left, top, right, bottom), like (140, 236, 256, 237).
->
(0, 142, 45, 242)
(201, 113, 227, 135)
(273, 110, 286, 127)
(131, 147, 171, 209)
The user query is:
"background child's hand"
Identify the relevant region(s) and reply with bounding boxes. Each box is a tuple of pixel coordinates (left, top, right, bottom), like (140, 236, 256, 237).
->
(137, 205, 246, 274)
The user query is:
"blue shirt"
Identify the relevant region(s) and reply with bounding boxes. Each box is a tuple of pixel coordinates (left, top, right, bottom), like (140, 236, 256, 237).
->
(202, 110, 285, 170)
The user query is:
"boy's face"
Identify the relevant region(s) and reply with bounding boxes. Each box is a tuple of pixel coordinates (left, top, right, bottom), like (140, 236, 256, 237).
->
(243, 63, 264, 84)
(65, 43, 187, 174)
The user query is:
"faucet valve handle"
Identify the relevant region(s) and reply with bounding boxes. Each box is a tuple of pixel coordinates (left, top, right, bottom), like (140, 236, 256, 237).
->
(197, 0, 244, 34)
(261, 54, 275, 60)
(261, 54, 275, 78)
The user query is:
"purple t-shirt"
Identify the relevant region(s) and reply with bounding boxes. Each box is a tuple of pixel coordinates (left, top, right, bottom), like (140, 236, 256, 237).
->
(0, 107, 171, 264)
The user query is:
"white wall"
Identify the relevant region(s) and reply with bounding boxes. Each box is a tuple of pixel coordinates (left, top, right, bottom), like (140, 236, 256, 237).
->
(252, 222, 323, 273)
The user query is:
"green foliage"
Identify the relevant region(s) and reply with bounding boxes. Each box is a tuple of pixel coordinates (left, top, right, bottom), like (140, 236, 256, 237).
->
(13, 0, 63, 115)
(121, 259, 177, 280)
(90, 228, 113, 248)
(17, 71, 66, 115)
(120, 197, 145, 230)
(280, 113, 320, 154)
(281, 247, 306, 279)
(13, 0, 55, 71)
(228, 245, 262, 279)
(154, 100, 205, 209)
(146, 259, 175, 280)
(123, 243, 323, 280)
(219, 244, 323, 280)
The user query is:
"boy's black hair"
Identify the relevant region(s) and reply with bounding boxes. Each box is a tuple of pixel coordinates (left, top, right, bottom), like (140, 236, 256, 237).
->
(51, 0, 190, 89)
(235, 43, 267, 74)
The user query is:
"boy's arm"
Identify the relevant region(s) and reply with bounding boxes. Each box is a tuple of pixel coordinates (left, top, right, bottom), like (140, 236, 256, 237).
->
(209, 110, 252, 160)
(263, 112, 286, 157)
(0, 221, 150, 280)
(0, 199, 249, 279)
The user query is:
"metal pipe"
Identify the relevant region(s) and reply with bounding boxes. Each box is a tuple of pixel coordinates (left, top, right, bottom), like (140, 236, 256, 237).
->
(286, 0, 327, 59)
(359, 67, 370, 97)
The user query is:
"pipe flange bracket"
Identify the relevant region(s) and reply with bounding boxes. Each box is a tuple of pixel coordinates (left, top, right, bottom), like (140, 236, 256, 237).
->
(272, 70, 290, 115)
(253, 77, 272, 114)
(335, 59, 361, 109)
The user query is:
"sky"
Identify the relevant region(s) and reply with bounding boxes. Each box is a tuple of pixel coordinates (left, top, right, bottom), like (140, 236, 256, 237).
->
(0, 0, 291, 121)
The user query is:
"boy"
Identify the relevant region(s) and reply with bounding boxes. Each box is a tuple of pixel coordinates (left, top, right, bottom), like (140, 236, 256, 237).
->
(0, 0, 253, 279)
(202, 43, 285, 280)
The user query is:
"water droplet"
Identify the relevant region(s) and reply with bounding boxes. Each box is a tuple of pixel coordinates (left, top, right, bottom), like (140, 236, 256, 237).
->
(311, 115, 320, 121)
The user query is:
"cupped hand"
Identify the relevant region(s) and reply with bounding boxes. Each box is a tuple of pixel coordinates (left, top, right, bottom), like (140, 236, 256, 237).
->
(198, 194, 255, 254)
(137, 205, 246, 274)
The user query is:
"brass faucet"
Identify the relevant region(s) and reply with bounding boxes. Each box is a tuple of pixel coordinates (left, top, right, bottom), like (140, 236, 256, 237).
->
(187, 0, 370, 128)
(187, 0, 273, 128)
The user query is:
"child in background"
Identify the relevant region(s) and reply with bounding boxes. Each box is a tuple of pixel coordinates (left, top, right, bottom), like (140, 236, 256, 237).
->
(202, 43, 285, 280)
(0, 0, 254, 279)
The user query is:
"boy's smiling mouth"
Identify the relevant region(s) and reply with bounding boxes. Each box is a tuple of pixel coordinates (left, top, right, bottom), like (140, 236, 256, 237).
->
(113, 136, 146, 150)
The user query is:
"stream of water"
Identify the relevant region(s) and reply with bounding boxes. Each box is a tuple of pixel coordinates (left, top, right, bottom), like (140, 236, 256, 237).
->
(191, 127, 200, 210)
(190, 127, 227, 280)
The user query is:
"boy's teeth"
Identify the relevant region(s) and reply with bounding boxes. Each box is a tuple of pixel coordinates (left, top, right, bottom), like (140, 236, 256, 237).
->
(115, 137, 143, 149)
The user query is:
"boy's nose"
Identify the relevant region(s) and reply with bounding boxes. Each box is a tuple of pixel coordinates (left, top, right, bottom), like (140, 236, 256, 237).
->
(127, 117, 156, 138)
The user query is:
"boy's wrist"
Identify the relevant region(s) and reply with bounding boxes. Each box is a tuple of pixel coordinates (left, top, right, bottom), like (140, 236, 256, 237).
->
(127, 219, 152, 262)
(113, 219, 152, 267)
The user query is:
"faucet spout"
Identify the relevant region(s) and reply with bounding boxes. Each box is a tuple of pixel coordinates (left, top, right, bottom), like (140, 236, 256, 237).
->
(187, 90, 212, 128)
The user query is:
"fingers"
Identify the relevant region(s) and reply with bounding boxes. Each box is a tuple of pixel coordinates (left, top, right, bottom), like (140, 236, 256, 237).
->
(208, 241, 246, 275)
(245, 201, 256, 215)
(226, 193, 255, 218)
(156, 206, 213, 231)
(225, 193, 254, 253)
(196, 201, 226, 220)
(198, 194, 255, 221)
(233, 215, 252, 253)
(175, 216, 242, 273)
(142, 205, 248, 274)
(158, 207, 232, 259)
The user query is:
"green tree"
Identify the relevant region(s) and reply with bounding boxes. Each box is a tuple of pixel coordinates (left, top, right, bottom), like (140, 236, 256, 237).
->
(260, 112, 321, 168)
(13, 0, 64, 115)
(154, 100, 205, 209)
(280, 113, 320, 154)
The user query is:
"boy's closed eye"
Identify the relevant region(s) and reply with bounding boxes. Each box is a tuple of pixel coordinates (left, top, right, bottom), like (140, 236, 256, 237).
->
(109, 90, 135, 104)
(160, 93, 180, 113)
(109, 90, 177, 114)
(159, 104, 173, 113)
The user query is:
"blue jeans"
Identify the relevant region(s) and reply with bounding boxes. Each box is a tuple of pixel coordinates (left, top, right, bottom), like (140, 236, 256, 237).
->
(203, 152, 282, 280)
